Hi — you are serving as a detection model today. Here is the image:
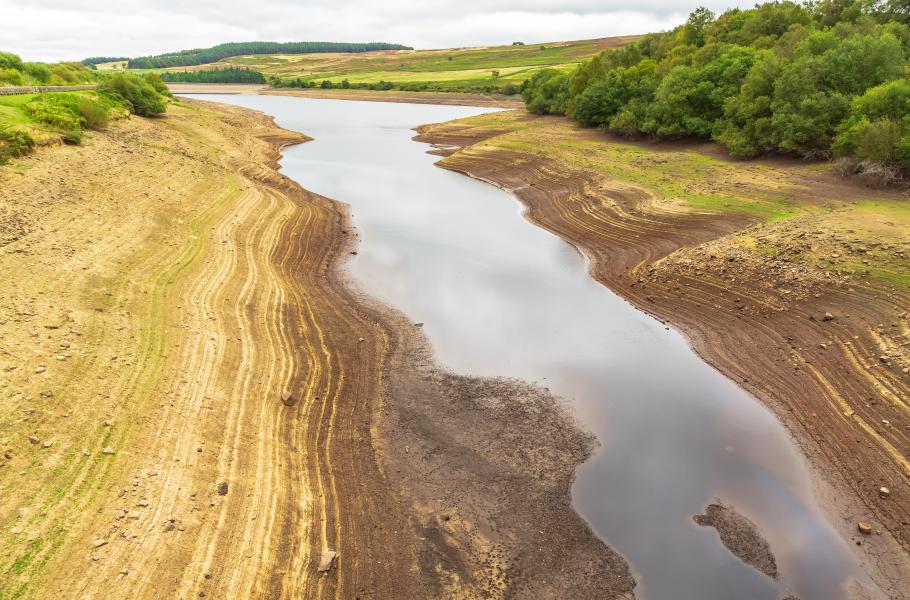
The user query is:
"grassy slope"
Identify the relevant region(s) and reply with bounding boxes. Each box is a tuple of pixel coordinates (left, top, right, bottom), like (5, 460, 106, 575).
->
(109, 37, 638, 90)
(426, 110, 910, 287)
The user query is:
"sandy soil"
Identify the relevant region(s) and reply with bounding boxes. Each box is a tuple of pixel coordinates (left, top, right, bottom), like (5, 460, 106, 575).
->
(416, 117, 910, 599)
(0, 98, 631, 598)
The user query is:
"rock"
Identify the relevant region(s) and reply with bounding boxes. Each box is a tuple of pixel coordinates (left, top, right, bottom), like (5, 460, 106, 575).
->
(857, 522, 873, 535)
(93, 538, 107, 548)
(102, 447, 115, 455)
(28, 435, 40, 445)
(34, 366, 46, 374)
(879, 487, 891, 498)
(317, 549, 336, 572)
(879, 355, 890, 364)
(216, 481, 229, 496)
(281, 392, 296, 407)
(41, 441, 53, 449)
(3, 451, 12, 459)
(822, 312, 835, 321)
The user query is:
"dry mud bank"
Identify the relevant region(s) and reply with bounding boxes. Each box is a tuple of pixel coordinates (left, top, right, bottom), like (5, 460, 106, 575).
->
(0, 98, 629, 598)
(259, 86, 524, 108)
(417, 112, 910, 598)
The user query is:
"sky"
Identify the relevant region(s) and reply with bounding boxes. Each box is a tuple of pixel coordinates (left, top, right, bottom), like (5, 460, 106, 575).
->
(2, 0, 761, 62)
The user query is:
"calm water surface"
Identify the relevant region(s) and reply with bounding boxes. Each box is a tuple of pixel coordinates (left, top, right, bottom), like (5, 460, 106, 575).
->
(190, 94, 877, 600)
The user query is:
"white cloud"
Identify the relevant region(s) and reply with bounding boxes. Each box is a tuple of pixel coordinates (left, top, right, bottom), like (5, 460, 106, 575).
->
(1, 0, 760, 62)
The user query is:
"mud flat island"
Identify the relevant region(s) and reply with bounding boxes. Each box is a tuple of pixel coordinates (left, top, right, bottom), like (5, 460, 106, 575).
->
(417, 109, 910, 598)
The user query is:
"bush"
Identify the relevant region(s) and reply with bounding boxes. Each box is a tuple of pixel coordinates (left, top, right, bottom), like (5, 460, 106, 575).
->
(62, 129, 83, 145)
(24, 94, 84, 129)
(0, 128, 34, 164)
(0, 51, 24, 72)
(77, 97, 111, 130)
(142, 72, 173, 97)
(99, 73, 167, 117)
(0, 67, 23, 85)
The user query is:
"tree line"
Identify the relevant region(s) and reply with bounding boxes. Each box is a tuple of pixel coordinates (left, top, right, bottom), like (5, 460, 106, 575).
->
(126, 41, 413, 69)
(81, 56, 129, 66)
(521, 0, 910, 182)
(159, 68, 266, 84)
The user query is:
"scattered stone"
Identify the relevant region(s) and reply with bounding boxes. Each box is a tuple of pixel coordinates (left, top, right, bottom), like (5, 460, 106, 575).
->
(102, 447, 115, 455)
(822, 312, 835, 321)
(216, 481, 229, 496)
(879, 487, 891, 499)
(879, 355, 890, 364)
(414, 322, 424, 327)
(317, 549, 337, 572)
(34, 366, 46, 374)
(3, 451, 12, 460)
(28, 435, 40, 445)
(281, 392, 296, 407)
(93, 538, 107, 548)
(41, 441, 53, 449)
(857, 522, 873, 535)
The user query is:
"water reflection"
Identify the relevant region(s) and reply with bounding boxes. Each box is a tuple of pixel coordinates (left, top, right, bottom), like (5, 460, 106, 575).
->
(191, 94, 875, 600)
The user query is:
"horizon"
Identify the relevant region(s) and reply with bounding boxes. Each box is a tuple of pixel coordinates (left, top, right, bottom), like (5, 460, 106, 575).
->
(3, 0, 759, 62)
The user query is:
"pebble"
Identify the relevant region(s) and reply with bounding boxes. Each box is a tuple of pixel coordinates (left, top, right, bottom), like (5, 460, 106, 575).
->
(857, 522, 873, 535)
(41, 441, 53, 449)
(93, 538, 108, 548)
(102, 447, 115, 455)
(822, 312, 835, 321)
(879, 487, 891, 498)
(317, 549, 337, 572)
(28, 435, 40, 445)
(216, 481, 229, 496)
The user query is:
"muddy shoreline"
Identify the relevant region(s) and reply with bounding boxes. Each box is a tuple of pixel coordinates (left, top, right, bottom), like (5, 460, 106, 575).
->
(415, 121, 910, 598)
(227, 101, 638, 597)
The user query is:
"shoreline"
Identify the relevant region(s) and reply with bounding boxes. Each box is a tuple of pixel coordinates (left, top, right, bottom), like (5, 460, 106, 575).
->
(0, 96, 636, 597)
(415, 119, 910, 598)
(167, 83, 524, 108)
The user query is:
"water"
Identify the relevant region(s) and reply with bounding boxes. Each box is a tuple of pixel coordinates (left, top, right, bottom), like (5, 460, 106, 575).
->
(189, 94, 875, 600)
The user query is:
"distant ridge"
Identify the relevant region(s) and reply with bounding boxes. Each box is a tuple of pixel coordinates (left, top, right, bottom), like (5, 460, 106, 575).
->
(124, 41, 413, 69)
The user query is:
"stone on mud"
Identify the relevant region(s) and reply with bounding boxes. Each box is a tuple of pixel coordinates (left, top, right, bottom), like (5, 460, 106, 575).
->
(317, 549, 336, 572)
(281, 391, 296, 407)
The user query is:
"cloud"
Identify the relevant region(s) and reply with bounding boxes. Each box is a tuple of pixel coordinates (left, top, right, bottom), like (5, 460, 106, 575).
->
(1, 0, 759, 62)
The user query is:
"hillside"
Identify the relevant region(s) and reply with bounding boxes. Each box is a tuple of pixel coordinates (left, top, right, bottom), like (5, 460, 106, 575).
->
(145, 36, 639, 93)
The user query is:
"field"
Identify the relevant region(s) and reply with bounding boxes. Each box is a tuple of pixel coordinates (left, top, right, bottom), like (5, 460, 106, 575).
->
(110, 37, 637, 91)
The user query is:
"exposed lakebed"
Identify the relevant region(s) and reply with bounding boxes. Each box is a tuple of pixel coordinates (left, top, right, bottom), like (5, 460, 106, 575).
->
(191, 94, 877, 600)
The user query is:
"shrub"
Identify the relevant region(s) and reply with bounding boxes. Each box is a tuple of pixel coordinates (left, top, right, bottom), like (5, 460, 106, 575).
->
(142, 72, 173, 97)
(99, 73, 167, 117)
(0, 51, 24, 72)
(0, 128, 34, 164)
(77, 97, 111, 130)
(23, 62, 51, 84)
(0, 67, 23, 85)
(62, 129, 83, 145)
(24, 94, 84, 130)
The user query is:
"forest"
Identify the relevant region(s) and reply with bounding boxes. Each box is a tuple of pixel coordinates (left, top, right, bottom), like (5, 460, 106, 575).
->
(521, 0, 910, 181)
(159, 68, 266, 84)
(127, 41, 413, 69)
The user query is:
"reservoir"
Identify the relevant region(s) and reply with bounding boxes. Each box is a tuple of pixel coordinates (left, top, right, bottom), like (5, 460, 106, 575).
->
(190, 94, 876, 600)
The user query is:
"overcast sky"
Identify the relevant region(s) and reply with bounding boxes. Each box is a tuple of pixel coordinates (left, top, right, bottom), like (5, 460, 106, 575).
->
(3, 0, 760, 62)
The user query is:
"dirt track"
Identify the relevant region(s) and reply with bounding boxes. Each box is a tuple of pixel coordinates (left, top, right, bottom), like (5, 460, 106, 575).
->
(1, 98, 631, 598)
(417, 118, 910, 598)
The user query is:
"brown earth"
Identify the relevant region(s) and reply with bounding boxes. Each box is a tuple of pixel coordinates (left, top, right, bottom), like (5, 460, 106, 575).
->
(694, 502, 778, 580)
(416, 116, 910, 598)
(0, 98, 631, 598)
(259, 86, 524, 108)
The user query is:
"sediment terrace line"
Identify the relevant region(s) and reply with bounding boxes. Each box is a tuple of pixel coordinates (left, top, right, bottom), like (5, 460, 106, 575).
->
(419, 125, 910, 596)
